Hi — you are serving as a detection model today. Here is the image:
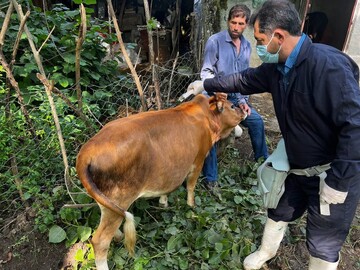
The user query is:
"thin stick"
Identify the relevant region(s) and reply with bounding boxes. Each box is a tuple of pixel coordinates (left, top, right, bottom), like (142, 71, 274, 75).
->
(37, 25, 55, 53)
(167, 51, 179, 105)
(75, 4, 87, 110)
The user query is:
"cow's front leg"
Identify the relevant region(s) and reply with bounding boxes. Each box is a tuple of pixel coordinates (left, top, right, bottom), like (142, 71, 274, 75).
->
(159, 195, 168, 207)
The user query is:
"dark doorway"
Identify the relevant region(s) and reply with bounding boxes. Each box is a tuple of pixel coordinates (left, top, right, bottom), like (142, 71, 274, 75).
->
(295, 0, 358, 50)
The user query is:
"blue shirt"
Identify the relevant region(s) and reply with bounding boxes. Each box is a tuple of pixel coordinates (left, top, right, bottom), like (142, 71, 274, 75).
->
(277, 33, 307, 91)
(201, 30, 252, 105)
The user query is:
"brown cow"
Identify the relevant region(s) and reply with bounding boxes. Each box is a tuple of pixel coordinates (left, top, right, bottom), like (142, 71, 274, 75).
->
(75, 94, 246, 270)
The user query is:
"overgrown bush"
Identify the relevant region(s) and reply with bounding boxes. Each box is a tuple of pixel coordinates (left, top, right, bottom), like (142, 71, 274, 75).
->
(0, 2, 265, 269)
(0, 1, 135, 233)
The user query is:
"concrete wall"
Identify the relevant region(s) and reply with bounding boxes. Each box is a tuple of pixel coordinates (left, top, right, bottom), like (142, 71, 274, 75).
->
(344, 1, 360, 67)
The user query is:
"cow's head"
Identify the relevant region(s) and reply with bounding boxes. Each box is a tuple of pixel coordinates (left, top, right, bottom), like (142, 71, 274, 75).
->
(209, 96, 246, 139)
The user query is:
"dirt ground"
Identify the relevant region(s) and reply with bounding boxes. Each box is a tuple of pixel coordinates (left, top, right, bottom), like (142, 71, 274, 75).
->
(0, 93, 359, 269)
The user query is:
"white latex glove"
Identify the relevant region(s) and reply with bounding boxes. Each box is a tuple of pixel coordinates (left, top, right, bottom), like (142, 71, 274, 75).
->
(178, 80, 204, 102)
(319, 178, 348, 204)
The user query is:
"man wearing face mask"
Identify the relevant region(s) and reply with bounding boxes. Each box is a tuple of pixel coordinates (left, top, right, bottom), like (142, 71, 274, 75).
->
(200, 4, 268, 192)
(187, 0, 360, 269)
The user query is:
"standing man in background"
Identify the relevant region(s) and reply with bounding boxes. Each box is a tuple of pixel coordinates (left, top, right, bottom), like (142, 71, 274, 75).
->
(201, 4, 269, 191)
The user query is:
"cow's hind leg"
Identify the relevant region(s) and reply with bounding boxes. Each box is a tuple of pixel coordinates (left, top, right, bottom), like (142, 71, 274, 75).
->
(159, 195, 168, 207)
(186, 166, 203, 207)
(91, 206, 124, 270)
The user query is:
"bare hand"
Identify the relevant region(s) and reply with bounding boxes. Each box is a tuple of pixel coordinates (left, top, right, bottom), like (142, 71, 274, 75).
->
(214, 92, 227, 102)
(239, 103, 251, 116)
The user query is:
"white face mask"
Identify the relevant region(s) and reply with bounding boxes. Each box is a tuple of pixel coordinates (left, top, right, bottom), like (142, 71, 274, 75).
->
(256, 33, 282, 63)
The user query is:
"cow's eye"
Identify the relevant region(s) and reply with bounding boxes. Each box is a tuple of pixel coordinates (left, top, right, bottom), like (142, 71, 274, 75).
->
(231, 104, 236, 109)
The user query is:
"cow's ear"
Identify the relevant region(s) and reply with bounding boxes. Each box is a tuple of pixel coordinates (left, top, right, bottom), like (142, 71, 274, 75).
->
(216, 101, 224, 113)
(208, 96, 217, 104)
(208, 96, 224, 113)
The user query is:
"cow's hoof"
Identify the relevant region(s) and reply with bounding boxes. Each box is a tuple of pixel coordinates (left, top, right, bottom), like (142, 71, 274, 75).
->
(159, 195, 168, 208)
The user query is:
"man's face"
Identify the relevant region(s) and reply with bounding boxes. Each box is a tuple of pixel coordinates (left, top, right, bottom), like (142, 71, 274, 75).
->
(253, 19, 269, 46)
(253, 19, 279, 53)
(227, 16, 247, 39)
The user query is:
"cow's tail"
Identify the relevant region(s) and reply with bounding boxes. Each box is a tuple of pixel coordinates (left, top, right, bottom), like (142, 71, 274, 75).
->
(77, 161, 137, 256)
(124, 211, 136, 256)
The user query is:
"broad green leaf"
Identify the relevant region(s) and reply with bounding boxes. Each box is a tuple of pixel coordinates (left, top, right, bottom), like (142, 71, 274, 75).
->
(178, 257, 188, 270)
(167, 235, 181, 251)
(215, 242, 223, 252)
(74, 248, 84, 261)
(48, 225, 66, 243)
(63, 54, 76, 64)
(234, 195, 242, 204)
(207, 231, 222, 244)
(77, 226, 92, 242)
(65, 227, 78, 247)
(208, 253, 221, 265)
(59, 78, 70, 88)
(84, 0, 97, 4)
(164, 226, 178, 235)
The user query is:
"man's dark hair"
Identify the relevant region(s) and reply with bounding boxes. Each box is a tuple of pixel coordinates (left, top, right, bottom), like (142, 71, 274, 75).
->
(228, 4, 251, 23)
(250, 0, 302, 36)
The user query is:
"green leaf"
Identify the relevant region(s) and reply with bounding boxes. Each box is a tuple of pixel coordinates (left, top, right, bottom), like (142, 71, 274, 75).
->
(215, 242, 223, 252)
(74, 248, 85, 261)
(178, 257, 188, 270)
(65, 227, 78, 247)
(63, 54, 76, 64)
(234, 195, 243, 204)
(86, 244, 95, 260)
(207, 230, 222, 244)
(77, 226, 92, 242)
(48, 225, 67, 243)
(89, 72, 101, 80)
(84, 0, 97, 4)
(59, 77, 70, 88)
(164, 226, 178, 235)
(167, 234, 181, 251)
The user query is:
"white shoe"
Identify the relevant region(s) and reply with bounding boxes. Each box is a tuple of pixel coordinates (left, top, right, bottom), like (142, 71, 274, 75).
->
(243, 219, 288, 270)
(234, 125, 243, 138)
(309, 255, 339, 270)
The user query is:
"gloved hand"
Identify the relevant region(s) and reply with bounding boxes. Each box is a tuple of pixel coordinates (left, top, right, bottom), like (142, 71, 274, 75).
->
(319, 178, 348, 204)
(178, 80, 205, 102)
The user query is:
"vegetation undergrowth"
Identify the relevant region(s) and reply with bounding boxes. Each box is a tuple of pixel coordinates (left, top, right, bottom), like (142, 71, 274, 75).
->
(56, 145, 266, 270)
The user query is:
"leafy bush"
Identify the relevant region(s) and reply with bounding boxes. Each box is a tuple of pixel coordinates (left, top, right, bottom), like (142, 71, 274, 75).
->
(0, 2, 134, 234)
(1, 2, 266, 269)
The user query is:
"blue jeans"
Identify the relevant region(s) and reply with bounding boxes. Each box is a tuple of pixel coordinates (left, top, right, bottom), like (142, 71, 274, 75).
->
(202, 107, 268, 182)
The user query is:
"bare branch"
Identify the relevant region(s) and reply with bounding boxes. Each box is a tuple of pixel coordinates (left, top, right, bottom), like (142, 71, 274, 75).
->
(11, 10, 30, 67)
(10, 0, 71, 188)
(143, 0, 162, 109)
(0, 2, 13, 46)
(62, 203, 98, 209)
(37, 25, 55, 53)
(106, 0, 148, 111)
(75, 4, 87, 110)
